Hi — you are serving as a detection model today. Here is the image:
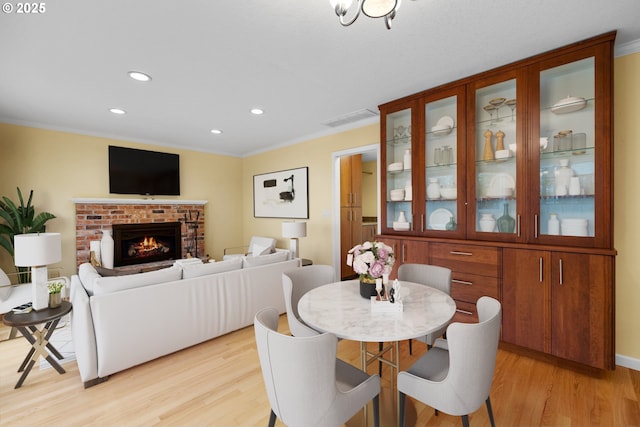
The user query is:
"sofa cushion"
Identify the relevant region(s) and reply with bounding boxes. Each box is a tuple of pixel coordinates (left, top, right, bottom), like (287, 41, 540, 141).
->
(182, 258, 243, 279)
(93, 266, 182, 296)
(242, 250, 289, 268)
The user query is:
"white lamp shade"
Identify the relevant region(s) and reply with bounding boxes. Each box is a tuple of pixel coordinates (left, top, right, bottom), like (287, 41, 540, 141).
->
(282, 222, 307, 238)
(14, 233, 62, 267)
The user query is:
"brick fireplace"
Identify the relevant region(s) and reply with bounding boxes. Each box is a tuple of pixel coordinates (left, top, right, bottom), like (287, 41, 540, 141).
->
(73, 198, 207, 268)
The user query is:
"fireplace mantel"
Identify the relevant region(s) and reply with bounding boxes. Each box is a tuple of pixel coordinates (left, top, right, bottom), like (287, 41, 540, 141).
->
(72, 198, 207, 205)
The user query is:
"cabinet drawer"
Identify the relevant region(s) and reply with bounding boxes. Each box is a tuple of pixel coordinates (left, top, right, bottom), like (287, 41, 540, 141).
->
(451, 272, 499, 304)
(452, 300, 479, 323)
(430, 243, 500, 277)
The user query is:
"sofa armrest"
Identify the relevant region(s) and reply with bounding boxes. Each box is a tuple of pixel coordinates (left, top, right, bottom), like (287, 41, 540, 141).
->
(70, 275, 100, 386)
(223, 245, 249, 256)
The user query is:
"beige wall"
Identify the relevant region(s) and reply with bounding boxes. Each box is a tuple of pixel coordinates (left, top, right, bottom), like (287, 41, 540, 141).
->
(0, 124, 243, 275)
(0, 50, 638, 363)
(613, 51, 640, 362)
(241, 124, 379, 267)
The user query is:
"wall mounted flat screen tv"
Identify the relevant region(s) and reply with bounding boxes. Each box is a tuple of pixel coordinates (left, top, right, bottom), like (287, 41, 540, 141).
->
(109, 146, 180, 196)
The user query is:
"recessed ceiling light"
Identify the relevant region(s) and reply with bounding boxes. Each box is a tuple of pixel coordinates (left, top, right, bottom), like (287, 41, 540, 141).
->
(128, 71, 152, 82)
(210, 129, 223, 134)
(109, 108, 126, 115)
(251, 108, 264, 115)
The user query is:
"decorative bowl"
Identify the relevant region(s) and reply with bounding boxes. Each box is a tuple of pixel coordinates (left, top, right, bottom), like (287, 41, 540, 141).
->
(440, 187, 457, 199)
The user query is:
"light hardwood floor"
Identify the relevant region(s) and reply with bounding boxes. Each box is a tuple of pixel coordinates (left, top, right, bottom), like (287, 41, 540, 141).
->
(0, 316, 639, 427)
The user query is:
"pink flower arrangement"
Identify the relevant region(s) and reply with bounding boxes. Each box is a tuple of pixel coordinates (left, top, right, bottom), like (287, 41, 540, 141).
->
(346, 241, 395, 280)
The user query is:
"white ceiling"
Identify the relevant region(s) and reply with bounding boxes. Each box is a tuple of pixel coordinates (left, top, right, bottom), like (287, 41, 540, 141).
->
(1, 0, 639, 158)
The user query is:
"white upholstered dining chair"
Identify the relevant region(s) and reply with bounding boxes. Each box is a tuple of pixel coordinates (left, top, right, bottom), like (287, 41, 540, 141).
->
(282, 265, 335, 337)
(397, 296, 502, 427)
(254, 307, 381, 427)
(398, 263, 452, 353)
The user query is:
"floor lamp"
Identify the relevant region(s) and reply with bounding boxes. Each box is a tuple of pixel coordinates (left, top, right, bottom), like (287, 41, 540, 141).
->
(14, 233, 62, 311)
(282, 221, 307, 259)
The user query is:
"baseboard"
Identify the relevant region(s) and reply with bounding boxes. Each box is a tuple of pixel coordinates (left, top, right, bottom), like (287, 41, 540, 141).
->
(616, 354, 640, 371)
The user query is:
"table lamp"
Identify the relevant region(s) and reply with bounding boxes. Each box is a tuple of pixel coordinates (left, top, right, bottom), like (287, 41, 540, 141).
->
(14, 233, 62, 310)
(282, 221, 307, 259)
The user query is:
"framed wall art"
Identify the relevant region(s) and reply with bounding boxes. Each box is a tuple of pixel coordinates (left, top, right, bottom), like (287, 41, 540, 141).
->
(253, 167, 309, 219)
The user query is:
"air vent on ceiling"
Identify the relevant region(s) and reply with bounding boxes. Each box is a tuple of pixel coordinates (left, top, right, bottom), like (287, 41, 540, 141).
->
(321, 108, 379, 128)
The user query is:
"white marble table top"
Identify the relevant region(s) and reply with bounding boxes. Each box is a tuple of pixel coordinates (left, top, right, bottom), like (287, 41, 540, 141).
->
(298, 280, 456, 342)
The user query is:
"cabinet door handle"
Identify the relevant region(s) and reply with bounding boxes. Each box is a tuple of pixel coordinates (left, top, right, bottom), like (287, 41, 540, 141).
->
(518, 214, 522, 237)
(450, 251, 472, 256)
(402, 244, 406, 263)
(421, 214, 425, 233)
(539, 257, 543, 283)
(456, 308, 474, 315)
(534, 214, 538, 239)
(452, 279, 473, 286)
(559, 258, 564, 285)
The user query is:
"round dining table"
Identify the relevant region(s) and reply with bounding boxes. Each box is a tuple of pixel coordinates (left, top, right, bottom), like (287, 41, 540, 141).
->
(298, 279, 456, 424)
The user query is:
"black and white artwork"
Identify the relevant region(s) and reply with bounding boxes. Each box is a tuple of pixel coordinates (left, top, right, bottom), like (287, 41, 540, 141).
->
(253, 167, 309, 219)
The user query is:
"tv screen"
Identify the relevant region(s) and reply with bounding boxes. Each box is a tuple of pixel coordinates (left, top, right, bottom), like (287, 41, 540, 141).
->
(109, 146, 180, 196)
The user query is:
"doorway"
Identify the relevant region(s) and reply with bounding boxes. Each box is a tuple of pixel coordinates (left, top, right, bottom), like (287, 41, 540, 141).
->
(332, 144, 379, 280)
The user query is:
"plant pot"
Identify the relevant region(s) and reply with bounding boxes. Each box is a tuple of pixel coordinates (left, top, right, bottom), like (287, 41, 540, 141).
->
(359, 277, 377, 299)
(48, 293, 62, 309)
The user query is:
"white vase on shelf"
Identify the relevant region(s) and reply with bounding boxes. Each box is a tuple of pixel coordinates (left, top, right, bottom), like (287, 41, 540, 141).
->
(548, 213, 560, 235)
(479, 213, 496, 232)
(100, 229, 114, 269)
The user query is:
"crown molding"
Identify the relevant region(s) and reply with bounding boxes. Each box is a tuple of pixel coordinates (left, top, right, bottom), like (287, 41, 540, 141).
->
(615, 38, 640, 57)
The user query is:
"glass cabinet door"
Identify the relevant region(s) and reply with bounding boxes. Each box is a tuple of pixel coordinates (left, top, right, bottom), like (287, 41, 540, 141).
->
(472, 77, 520, 239)
(537, 57, 595, 240)
(424, 88, 465, 236)
(384, 107, 414, 232)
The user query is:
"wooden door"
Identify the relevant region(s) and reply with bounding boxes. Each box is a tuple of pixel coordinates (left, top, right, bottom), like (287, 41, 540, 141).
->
(550, 252, 614, 369)
(340, 206, 362, 279)
(502, 248, 549, 353)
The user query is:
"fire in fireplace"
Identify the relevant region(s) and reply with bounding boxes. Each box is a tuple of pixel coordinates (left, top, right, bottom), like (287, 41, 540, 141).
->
(112, 222, 182, 267)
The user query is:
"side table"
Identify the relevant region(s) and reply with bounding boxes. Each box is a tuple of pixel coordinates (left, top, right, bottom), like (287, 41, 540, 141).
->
(2, 301, 73, 388)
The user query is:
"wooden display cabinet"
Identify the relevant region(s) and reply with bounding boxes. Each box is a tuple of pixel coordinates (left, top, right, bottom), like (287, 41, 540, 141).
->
(377, 32, 617, 369)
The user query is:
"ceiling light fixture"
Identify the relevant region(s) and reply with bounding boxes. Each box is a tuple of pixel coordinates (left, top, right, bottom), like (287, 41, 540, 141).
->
(210, 129, 223, 134)
(109, 108, 126, 115)
(329, 0, 403, 29)
(251, 108, 264, 115)
(128, 71, 152, 82)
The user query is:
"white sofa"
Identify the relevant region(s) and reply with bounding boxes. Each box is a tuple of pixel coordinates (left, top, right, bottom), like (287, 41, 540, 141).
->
(71, 254, 301, 388)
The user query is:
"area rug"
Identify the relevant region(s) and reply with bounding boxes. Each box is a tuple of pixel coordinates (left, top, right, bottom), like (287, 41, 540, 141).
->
(39, 314, 76, 370)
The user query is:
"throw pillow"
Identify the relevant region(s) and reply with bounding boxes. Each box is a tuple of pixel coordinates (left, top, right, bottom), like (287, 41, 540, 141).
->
(242, 250, 289, 268)
(251, 243, 272, 256)
(182, 257, 243, 279)
(0, 268, 12, 301)
(78, 263, 102, 296)
(93, 266, 182, 296)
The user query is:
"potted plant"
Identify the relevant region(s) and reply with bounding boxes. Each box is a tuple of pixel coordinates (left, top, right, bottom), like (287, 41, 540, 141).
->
(47, 280, 65, 308)
(346, 241, 395, 298)
(0, 187, 56, 283)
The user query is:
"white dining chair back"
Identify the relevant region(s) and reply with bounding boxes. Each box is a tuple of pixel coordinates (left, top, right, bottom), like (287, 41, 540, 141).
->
(398, 296, 502, 427)
(398, 263, 452, 349)
(254, 307, 380, 427)
(282, 265, 335, 337)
